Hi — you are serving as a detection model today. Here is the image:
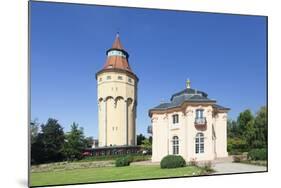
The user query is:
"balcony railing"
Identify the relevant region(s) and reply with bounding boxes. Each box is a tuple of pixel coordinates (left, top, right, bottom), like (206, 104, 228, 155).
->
(194, 117, 207, 131)
(195, 117, 207, 125)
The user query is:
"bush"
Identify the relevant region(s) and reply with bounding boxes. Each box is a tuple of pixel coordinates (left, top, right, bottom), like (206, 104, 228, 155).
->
(202, 161, 214, 173)
(233, 155, 247, 162)
(189, 157, 198, 166)
(160, 155, 186, 169)
(115, 156, 131, 167)
(227, 138, 248, 153)
(247, 148, 267, 161)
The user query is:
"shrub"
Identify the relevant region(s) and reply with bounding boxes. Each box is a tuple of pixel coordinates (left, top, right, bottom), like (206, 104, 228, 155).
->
(115, 156, 131, 167)
(160, 155, 186, 169)
(202, 161, 214, 173)
(247, 148, 267, 161)
(233, 155, 247, 162)
(227, 138, 248, 153)
(189, 157, 198, 166)
(228, 149, 243, 155)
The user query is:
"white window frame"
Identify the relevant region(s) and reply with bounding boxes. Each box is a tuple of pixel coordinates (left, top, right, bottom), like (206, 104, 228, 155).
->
(172, 136, 179, 155)
(195, 133, 204, 154)
(172, 114, 179, 125)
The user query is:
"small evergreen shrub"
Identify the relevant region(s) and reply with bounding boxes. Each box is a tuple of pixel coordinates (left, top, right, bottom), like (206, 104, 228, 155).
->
(160, 155, 186, 169)
(247, 148, 267, 161)
(115, 156, 131, 167)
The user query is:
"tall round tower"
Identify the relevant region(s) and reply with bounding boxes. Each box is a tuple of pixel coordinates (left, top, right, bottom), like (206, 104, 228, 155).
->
(96, 34, 138, 147)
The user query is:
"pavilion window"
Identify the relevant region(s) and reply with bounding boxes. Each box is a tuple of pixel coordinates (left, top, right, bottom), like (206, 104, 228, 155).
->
(172, 136, 179, 155)
(172, 114, 179, 124)
(195, 133, 204, 154)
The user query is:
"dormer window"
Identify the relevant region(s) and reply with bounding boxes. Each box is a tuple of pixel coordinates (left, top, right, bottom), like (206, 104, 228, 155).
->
(172, 114, 179, 124)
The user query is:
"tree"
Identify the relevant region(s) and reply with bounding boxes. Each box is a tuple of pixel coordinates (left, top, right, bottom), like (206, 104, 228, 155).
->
(253, 106, 267, 148)
(31, 118, 65, 164)
(84, 136, 94, 148)
(30, 119, 39, 144)
(63, 122, 86, 161)
(141, 139, 152, 152)
(137, 134, 146, 145)
(227, 120, 239, 138)
(148, 135, 152, 144)
(41, 118, 65, 162)
(237, 109, 255, 149)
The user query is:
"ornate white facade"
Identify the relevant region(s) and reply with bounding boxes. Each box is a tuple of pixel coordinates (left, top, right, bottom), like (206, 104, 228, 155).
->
(149, 81, 229, 162)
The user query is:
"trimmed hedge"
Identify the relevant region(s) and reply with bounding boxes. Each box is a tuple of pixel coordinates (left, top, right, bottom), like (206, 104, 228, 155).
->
(115, 156, 131, 167)
(247, 148, 267, 161)
(160, 155, 186, 169)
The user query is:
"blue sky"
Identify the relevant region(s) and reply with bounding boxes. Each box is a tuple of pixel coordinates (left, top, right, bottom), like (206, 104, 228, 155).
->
(30, 2, 267, 138)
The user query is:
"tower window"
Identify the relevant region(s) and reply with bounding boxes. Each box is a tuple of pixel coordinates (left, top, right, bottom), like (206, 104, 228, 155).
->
(128, 78, 132, 83)
(99, 77, 102, 82)
(107, 75, 111, 80)
(118, 76, 123, 80)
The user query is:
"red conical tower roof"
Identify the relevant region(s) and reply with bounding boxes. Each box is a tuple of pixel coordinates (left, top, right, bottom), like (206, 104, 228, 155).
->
(102, 33, 132, 72)
(111, 33, 124, 50)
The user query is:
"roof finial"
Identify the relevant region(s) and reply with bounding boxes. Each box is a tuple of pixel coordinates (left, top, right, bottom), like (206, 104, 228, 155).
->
(116, 31, 119, 37)
(186, 79, 191, 89)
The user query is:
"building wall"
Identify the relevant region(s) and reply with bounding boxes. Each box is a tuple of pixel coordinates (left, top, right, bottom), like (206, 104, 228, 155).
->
(151, 105, 228, 162)
(185, 105, 215, 162)
(213, 112, 228, 158)
(151, 113, 168, 162)
(97, 71, 137, 146)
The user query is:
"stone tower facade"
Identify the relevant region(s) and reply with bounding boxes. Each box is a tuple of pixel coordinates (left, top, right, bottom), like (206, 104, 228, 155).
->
(96, 34, 138, 147)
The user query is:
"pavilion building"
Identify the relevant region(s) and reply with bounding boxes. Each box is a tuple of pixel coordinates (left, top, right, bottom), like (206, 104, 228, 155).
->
(149, 80, 230, 162)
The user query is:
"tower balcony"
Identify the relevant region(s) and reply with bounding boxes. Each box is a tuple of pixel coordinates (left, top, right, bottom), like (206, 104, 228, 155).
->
(194, 117, 207, 131)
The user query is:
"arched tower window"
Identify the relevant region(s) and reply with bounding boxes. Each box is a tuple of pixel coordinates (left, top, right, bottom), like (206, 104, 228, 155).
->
(195, 133, 204, 154)
(172, 136, 179, 155)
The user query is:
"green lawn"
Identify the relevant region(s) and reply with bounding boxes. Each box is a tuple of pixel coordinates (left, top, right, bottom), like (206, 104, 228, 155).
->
(31, 165, 203, 187)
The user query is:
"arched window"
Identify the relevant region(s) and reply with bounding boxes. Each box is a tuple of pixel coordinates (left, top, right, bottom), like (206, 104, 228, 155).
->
(172, 136, 179, 155)
(195, 133, 204, 154)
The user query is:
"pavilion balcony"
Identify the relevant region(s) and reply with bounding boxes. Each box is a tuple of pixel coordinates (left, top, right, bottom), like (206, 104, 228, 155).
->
(194, 117, 207, 131)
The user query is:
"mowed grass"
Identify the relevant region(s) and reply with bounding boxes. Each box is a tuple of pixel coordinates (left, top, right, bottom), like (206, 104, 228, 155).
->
(31, 165, 203, 187)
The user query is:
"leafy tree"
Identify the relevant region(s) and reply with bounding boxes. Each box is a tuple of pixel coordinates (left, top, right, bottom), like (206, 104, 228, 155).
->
(63, 122, 86, 161)
(31, 118, 65, 164)
(227, 106, 268, 153)
(141, 139, 152, 151)
(30, 119, 39, 144)
(137, 134, 146, 145)
(84, 136, 94, 148)
(253, 106, 267, 148)
(41, 118, 65, 162)
(237, 109, 255, 149)
(227, 120, 239, 138)
(148, 135, 152, 144)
